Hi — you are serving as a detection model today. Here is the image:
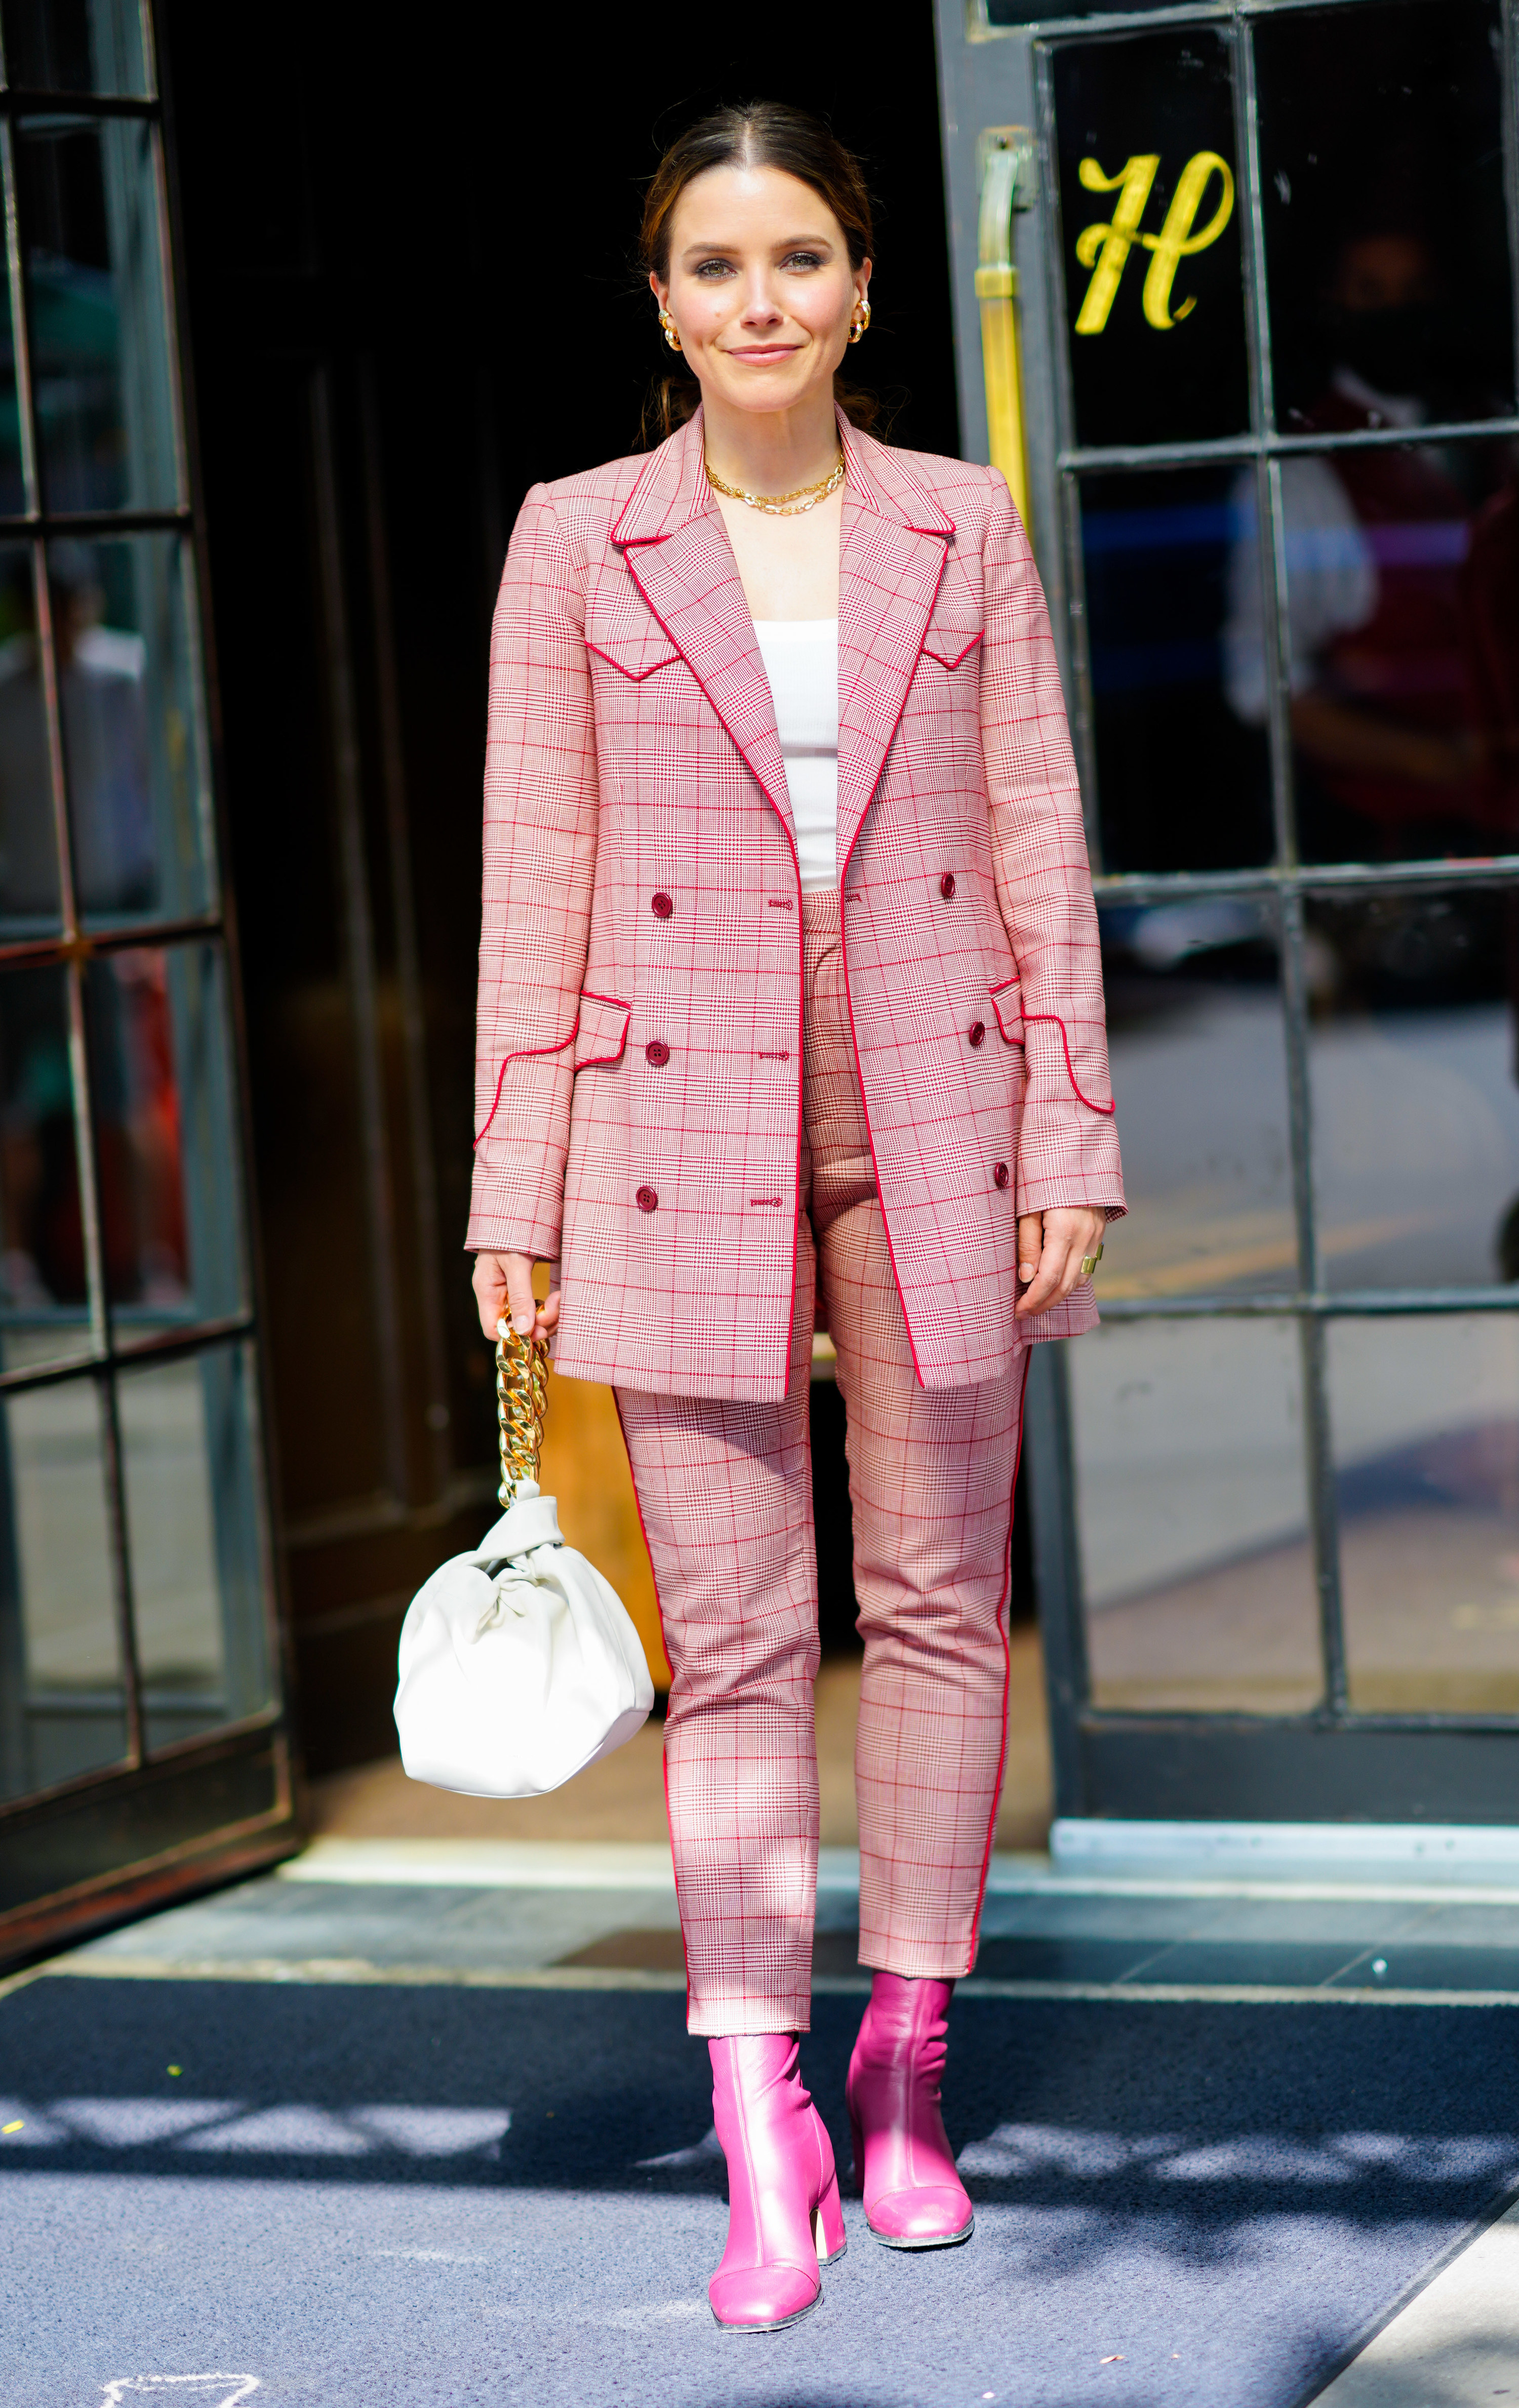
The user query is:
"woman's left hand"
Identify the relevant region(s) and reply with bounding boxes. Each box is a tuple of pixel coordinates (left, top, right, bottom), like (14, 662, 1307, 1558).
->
(1015, 1207, 1107, 1317)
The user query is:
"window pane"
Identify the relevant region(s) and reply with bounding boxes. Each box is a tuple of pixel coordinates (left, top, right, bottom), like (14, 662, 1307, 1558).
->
(118, 1341, 270, 1750)
(51, 534, 212, 925)
(1329, 1315, 1519, 1714)
(3, 0, 151, 96)
(1083, 469, 1272, 871)
(0, 261, 23, 515)
(1053, 29, 1250, 450)
(1098, 899, 1296, 1298)
(1230, 440, 1516, 867)
(0, 543, 57, 932)
(17, 114, 178, 511)
(1256, 0, 1514, 431)
(1075, 1318, 1322, 1714)
(0, 962, 91, 1370)
(1306, 890, 1519, 1293)
(87, 942, 246, 1323)
(0, 1373, 123, 1799)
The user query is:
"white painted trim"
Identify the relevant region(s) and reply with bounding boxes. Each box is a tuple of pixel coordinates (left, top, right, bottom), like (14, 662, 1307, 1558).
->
(1052, 1819, 1519, 1869)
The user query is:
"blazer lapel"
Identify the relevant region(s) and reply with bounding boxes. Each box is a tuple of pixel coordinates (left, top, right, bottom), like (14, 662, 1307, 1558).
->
(835, 418, 954, 877)
(612, 412, 791, 829)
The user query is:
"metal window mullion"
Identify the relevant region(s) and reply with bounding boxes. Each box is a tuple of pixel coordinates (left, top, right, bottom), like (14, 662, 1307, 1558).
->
(1060, 469, 1102, 865)
(1231, 11, 1272, 441)
(0, 119, 37, 516)
(95, 1355, 144, 1763)
(1060, 414, 1519, 472)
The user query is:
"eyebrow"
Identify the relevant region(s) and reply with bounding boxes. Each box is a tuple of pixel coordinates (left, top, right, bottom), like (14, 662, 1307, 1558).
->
(676, 232, 838, 262)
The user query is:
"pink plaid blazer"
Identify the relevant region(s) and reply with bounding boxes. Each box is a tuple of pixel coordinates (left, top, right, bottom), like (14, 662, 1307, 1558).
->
(468, 409, 1125, 1401)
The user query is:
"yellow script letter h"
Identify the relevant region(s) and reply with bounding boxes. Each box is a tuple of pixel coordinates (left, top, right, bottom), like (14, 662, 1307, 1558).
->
(1073, 155, 1160, 335)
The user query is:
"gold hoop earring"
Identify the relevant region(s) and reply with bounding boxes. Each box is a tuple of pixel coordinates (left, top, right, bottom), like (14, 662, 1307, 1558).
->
(848, 301, 871, 345)
(658, 308, 683, 353)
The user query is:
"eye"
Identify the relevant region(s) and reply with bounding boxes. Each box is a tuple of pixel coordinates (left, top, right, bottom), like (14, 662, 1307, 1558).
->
(693, 257, 736, 279)
(783, 250, 825, 270)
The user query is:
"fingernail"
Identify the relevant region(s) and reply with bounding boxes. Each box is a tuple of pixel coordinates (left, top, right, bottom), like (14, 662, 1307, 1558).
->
(1019, 1265, 1035, 1282)
(513, 1312, 533, 1335)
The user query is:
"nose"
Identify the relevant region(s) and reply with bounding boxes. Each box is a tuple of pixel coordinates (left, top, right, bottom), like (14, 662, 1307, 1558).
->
(738, 270, 784, 325)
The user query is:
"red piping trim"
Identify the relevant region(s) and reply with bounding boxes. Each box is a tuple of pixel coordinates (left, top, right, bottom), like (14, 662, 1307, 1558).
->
(621, 549, 808, 1380)
(613, 1388, 690, 2026)
(967, 1348, 1030, 1970)
(834, 543, 952, 1393)
(921, 630, 983, 670)
(585, 639, 679, 681)
(473, 1019, 578, 1147)
(1022, 1012, 1115, 1114)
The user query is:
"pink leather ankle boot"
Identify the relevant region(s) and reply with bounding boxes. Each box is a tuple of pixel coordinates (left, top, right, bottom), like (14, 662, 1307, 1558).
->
(846, 1973, 974, 2248)
(707, 2034, 847, 2331)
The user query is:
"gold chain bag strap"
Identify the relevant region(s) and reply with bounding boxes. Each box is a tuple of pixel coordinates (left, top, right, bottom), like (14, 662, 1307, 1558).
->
(392, 1313, 654, 1796)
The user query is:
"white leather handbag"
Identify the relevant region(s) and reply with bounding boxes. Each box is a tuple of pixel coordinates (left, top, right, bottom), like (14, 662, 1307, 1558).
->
(393, 1323, 654, 1798)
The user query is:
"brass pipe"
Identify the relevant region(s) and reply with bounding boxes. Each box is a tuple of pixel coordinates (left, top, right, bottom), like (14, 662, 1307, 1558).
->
(976, 131, 1036, 532)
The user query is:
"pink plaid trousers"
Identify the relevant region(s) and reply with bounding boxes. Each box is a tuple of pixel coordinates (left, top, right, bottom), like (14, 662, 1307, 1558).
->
(618, 889, 1028, 2035)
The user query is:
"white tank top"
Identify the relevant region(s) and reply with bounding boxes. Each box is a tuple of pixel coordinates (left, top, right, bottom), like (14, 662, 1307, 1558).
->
(753, 619, 839, 894)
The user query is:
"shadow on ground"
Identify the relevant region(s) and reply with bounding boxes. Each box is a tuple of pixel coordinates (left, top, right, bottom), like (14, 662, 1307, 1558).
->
(3, 1978, 1516, 2408)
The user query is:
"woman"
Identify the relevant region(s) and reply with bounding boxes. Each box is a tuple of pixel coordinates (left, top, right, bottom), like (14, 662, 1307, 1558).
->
(469, 103, 1125, 2332)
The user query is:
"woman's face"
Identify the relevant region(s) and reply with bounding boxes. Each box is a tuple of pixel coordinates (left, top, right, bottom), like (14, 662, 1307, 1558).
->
(652, 164, 870, 421)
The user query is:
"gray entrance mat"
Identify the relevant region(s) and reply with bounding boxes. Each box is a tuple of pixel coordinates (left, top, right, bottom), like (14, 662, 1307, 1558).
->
(3, 1976, 1517, 2407)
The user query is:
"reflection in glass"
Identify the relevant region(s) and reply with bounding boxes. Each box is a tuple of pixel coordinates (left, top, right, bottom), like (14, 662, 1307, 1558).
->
(17, 114, 178, 512)
(1255, 0, 1514, 432)
(119, 1342, 269, 1750)
(1075, 1317, 1320, 1713)
(1306, 890, 1519, 1292)
(1082, 470, 1272, 871)
(0, 543, 59, 931)
(56, 535, 206, 924)
(1097, 900, 1295, 1298)
(0, 261, 22, 517)
(1225, 440, 1517, 865)
(0, 963, 90, 1369)
(0, 1374, 122, 1799)
(3, 0, 150, 96)
(1053, 30, 1249, 450)
(88, 942, 245, 1322)
(1329, 1315, 1519, 1714)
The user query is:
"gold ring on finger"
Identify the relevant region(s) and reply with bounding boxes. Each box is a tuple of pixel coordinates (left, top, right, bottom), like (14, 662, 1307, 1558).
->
(1081, 1246, 1103, 1277)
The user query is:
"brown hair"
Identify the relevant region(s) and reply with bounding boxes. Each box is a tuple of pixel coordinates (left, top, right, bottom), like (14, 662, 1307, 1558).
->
(638, 102, 880, 446)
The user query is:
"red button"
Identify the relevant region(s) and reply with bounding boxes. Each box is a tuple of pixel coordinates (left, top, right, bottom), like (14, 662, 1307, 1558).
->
(635, 1185, 659, 1212)
(994, 1161, 1010, 1190)
(645, 1040, 670, 1067)
(940, 873, 957, 900)
(651, 892, 673, 919)
(968, 1020, 986, 1048)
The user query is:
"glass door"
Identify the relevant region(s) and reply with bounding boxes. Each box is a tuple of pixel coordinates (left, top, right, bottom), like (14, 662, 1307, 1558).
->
(0, 0, 293, 1963)
(937, 0, 1519, 1823)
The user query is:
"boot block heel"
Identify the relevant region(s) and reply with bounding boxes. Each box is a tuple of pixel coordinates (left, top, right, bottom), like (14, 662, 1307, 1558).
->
(813, 2165, 847, 2265)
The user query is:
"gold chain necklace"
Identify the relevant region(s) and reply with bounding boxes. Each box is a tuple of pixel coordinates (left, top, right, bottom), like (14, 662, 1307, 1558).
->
(705, 450, 845, 517)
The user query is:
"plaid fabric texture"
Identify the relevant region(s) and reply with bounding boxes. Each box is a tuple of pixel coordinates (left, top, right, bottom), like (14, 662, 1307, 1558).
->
(469, 409, 1125, 1402)
(618, 890, 1028, 2036)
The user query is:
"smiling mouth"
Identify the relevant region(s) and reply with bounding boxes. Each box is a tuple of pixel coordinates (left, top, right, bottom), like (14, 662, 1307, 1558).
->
(725, 344, 802, 360)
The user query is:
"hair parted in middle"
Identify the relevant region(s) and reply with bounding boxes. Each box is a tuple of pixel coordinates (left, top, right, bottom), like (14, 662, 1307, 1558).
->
(638, 100, 880, 447)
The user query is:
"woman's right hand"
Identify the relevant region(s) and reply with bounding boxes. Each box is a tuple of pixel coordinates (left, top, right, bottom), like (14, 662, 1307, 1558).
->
(471, 1252, 561, 1346)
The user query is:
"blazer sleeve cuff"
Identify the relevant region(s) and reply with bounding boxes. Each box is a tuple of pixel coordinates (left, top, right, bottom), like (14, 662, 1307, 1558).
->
(1016, 1175, 1127, 1222)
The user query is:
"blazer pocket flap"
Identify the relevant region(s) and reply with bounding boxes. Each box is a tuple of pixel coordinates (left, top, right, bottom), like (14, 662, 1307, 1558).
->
(586, 627, 682, 682)
(921, 622, 984, 670)
(989, 976, 1024, 1045)
(574, 992, 631, 1069)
